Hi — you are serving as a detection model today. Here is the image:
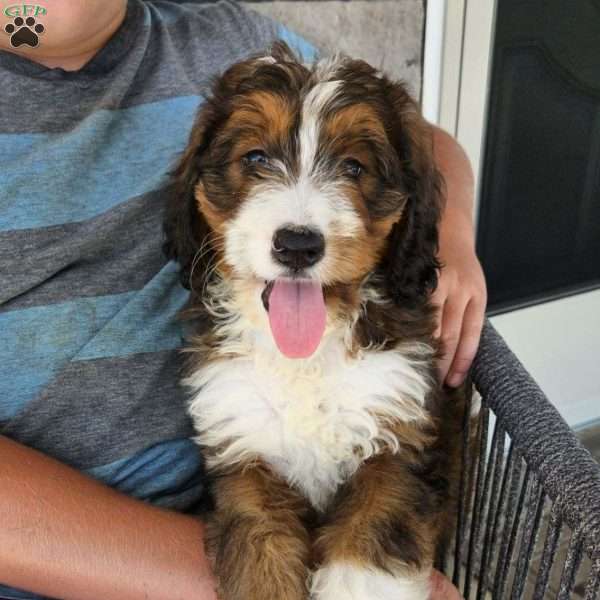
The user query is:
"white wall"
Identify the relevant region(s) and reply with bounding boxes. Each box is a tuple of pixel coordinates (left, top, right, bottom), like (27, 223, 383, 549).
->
(491, 291, 600, 429)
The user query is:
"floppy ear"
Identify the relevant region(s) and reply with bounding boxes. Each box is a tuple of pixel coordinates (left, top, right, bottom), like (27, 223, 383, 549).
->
(163, 57, 261, 293)
(164, 43, 306, 293)
(163, 99, 219, 293)
(382, 82, 444, 308)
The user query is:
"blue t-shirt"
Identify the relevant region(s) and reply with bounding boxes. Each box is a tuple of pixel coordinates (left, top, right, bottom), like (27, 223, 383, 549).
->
(0, 1, 316, 597)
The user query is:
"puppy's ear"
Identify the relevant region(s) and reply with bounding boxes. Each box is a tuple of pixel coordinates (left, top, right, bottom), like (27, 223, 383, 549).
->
(164, 45, 305, 292)
(382, 82, 444, 307)
(163, 53, 272, 292)
(163, 102, 218, 293)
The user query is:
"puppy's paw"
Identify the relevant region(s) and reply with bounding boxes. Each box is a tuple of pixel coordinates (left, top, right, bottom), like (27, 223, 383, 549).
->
(311, 563, 430, 600)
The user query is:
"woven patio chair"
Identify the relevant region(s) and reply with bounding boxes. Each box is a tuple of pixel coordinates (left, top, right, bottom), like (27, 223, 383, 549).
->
(446, 321, 600, 599)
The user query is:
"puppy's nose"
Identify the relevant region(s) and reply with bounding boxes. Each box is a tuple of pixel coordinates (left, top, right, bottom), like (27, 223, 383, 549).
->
(272, 227, 325, 270)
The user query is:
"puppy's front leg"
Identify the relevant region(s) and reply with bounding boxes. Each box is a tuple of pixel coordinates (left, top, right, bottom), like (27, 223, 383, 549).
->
(312, 453, 441, 600)
(205, 462, 311, 600)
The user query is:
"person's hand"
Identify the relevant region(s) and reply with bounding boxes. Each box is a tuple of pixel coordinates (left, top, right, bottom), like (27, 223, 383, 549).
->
(430, 569, 463, 599)
(428, 125, 486, 388)
(433, 221, 487, 388)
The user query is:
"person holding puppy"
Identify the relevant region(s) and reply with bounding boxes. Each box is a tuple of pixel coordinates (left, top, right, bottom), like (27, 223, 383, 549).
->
(0, 1, 485, 598)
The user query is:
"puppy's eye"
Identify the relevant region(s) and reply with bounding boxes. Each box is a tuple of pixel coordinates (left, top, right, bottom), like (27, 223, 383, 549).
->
(243, 149, 270, 166)
(342, 159, 364, 179)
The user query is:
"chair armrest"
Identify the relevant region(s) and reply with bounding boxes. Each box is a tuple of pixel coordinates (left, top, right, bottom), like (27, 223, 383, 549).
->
(471, 320, 600, 551)
(454, 320, 600, 599)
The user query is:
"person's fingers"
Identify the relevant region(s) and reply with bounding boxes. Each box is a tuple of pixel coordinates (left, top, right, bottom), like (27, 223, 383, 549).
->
(446, 297, 486, 387)
(437, 293, 468, 383)
(430, 569, 463, 600)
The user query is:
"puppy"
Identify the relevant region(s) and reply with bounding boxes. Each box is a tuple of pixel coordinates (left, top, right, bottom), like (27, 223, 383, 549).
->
(164, 42, 467, 600)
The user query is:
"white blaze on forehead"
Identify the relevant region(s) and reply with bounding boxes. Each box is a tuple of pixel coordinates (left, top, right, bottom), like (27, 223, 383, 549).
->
(314, 54, 346, 81)
(222, 73, 368, 283)
(299, 80, 342, 177)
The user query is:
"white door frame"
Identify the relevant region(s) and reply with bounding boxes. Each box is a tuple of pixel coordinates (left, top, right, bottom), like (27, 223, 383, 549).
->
(423, 0, 498, 222)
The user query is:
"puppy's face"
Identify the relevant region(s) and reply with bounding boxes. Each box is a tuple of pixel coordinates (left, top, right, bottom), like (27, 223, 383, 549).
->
(166, 44, 441, 358)
(198, 71, 405, 287)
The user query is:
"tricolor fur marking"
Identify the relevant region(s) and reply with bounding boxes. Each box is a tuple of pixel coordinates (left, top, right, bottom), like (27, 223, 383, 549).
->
(186, 277, 434, 511)
(164, 41, 469, 600)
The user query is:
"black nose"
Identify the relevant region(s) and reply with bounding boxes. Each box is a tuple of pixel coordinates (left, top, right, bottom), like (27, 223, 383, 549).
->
(272, 227, 325, 270)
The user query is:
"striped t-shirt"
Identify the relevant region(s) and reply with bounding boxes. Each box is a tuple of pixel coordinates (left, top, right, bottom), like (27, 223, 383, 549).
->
(0, 1, 315, 597)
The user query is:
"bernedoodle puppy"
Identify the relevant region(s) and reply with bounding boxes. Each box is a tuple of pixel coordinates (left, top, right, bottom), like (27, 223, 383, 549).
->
(164, 42, 469, 600)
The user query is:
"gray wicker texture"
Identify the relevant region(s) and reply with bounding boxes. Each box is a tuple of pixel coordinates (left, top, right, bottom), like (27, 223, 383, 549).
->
(454, 321, 600, 599)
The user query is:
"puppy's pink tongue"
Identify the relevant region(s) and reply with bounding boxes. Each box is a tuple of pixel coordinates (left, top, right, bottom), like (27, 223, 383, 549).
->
(267, 279, 326, 359)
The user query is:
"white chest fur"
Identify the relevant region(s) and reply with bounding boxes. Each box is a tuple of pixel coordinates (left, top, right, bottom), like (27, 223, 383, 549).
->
(186, 330, 433, 511)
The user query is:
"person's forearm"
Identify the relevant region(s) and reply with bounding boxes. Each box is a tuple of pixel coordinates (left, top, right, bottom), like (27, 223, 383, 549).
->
(431, 125, 476, 247)
(429, 125, 487, 386)
(0, 435, 216, 600)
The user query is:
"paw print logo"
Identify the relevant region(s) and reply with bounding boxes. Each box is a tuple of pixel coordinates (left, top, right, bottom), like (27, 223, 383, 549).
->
(4, 16, 45, 48)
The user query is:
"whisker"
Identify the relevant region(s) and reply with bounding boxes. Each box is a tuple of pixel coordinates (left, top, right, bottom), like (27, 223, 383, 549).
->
(188, 231, 225, 293)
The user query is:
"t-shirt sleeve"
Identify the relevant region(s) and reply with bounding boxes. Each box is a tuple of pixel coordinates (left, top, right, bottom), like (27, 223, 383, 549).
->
(159, 1, 320, 64)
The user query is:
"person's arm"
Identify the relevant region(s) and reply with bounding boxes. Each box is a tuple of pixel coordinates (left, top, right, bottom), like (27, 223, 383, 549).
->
(0, 435, 216, 600)
(431, 125, 487, 387)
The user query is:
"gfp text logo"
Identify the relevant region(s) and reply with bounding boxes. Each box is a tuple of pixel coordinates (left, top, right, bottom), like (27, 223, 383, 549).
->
(3, 5, 47, 18)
